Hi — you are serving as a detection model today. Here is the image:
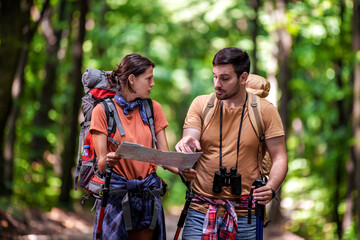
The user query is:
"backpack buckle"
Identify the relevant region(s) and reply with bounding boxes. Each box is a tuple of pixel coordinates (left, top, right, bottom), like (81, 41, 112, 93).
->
(161, 183, 167, 197)
(251, 103, 258, 107)
(259, 134, 265, 142)
(81, 194, 91, 205)
(129, 191, 150, 200)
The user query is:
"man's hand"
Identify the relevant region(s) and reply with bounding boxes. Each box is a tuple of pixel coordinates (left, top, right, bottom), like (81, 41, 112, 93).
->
(252, 185, 275, 205)
(180, 168, 197, 181)
(175, 135, 201, 153)
(175, 128, 201, 181)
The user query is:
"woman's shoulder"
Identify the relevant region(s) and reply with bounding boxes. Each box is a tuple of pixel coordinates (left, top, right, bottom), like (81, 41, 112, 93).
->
(151, 99, 164, 111)
(92, 102, 106, 116)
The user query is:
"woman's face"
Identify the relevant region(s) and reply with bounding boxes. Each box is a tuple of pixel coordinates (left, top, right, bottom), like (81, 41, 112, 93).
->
(131, 66, 155, 98)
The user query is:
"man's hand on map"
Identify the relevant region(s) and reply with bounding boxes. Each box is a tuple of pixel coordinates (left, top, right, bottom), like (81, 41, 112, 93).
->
(175, 136, 201, 153)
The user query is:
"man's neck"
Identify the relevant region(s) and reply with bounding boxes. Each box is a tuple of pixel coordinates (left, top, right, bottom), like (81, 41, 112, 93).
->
(222, 90, 247, 108)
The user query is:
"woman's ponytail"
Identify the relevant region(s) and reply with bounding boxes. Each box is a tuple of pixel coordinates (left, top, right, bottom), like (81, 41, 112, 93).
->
(106, 69, 121, 92)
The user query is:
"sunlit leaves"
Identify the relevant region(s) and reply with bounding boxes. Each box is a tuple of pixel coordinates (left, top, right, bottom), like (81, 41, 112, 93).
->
(4, 0, 357, 238)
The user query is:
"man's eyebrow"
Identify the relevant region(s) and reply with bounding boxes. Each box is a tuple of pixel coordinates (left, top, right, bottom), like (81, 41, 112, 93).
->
(213, 73, 231, 77)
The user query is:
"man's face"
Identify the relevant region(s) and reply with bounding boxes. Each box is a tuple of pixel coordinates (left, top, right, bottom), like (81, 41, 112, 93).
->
(213, 64, 242, 100)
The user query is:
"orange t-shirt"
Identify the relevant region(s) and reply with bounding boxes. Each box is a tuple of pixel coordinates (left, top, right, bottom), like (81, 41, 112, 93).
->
(183, 94, 284, 216)
(90, 99, 168, 180)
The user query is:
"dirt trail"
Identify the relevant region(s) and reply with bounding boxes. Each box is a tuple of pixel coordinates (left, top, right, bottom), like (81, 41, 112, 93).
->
(1, 208, 304, 240)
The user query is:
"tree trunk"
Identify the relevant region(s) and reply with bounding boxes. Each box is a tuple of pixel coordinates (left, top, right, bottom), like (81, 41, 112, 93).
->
(352, 0, 360, 235)
(59, 0, 88, 206)
(267, 0, 292, 225)
(4, 0, 50, 195)
(249, 0, 259, 74)
(332, 1, 347, 238)
(97, 3, 108, 57)
(4, 49, 29, 196)
(30, 0, 67, 163)
(0, 0, 31, 196)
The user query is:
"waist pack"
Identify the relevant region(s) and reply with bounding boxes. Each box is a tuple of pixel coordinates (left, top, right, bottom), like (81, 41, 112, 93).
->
(74, 68, 157, 199)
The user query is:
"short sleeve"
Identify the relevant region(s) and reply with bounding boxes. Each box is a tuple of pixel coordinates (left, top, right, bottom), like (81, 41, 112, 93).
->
(261, 100, 285, 139)
(183, 95, 208, 130)
(89, 104, 108, 135)
(152, 100, 169, 133)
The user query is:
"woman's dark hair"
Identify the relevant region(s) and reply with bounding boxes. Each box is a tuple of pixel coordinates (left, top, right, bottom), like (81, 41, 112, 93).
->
(106, 53, 155, 93)
(212, 47, 250, 77)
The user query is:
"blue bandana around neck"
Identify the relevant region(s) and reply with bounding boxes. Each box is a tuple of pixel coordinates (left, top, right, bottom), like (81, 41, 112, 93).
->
(114, 94, 149, 125)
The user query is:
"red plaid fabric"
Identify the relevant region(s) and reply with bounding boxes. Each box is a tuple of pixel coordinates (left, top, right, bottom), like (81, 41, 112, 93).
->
(192, 194, 255, 240)
(202, 204, 218, 240)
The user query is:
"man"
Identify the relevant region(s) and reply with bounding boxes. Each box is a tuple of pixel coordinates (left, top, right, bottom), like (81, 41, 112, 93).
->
(175, 47, 288, 239)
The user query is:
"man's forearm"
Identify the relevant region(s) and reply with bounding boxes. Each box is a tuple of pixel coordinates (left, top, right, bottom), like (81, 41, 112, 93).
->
(268, 157, 288, 191)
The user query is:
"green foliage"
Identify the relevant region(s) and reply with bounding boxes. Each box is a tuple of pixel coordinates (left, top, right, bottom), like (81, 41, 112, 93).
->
(5, 0, 359, 239)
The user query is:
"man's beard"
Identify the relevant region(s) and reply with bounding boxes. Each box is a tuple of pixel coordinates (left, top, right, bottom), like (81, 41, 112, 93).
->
(215, 90, 237, 100)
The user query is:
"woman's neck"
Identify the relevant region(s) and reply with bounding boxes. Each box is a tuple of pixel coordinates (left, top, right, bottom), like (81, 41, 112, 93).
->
(119, 90, 136, 102)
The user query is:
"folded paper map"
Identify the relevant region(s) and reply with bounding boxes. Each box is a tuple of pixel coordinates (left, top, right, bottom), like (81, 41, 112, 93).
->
(115, 142, 202, 169)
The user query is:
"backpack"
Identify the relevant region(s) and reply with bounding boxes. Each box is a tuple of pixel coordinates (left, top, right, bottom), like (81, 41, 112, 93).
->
(201, 74, 271, 181)
(73, 68, 157, 199)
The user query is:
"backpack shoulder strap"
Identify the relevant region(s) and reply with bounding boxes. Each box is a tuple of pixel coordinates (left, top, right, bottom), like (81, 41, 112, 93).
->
(247, 92, 270, 180)
(247, 92, 265, 142)
(141, 98, 157, 148)
(201, 93, 218, 130)
(101, 98, 126, 138)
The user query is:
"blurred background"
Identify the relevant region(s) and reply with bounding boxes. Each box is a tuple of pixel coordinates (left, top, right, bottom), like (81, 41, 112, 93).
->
(1, 0, 360, 239)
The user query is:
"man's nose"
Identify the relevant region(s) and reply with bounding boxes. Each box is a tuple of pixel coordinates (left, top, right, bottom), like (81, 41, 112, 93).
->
(214, 78, 221, 88)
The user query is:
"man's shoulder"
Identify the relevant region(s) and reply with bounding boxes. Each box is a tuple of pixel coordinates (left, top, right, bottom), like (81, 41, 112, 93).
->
(194, 93, 213, 101)
(258, 97, 277, 112)
(191, 94, 214, 108)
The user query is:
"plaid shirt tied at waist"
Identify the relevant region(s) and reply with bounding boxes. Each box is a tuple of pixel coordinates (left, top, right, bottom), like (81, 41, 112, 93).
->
(192, 193, 255, 240)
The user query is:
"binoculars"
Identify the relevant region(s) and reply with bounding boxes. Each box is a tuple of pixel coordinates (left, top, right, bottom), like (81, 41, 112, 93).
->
(212, 166, 242, 195)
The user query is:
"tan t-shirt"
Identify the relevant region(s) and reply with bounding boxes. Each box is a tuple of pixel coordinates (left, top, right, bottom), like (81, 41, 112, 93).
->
(90, 99, 168, 180)
(183, 93, 284, 216)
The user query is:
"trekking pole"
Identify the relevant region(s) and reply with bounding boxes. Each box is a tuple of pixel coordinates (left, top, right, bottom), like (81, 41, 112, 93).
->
(253, 179, 266, 240)
(96, 164, 113, 240)
(173, 174, 194, 240)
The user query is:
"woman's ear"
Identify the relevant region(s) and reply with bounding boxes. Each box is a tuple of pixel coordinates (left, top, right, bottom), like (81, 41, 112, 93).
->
(128, 74, 135, 86)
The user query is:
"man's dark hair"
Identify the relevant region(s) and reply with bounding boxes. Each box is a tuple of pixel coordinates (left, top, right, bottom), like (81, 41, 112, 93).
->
(212, 47, 250, 77)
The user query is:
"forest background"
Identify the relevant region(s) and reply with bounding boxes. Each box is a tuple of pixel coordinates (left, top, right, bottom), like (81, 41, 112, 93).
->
(1, 0, 360, 239)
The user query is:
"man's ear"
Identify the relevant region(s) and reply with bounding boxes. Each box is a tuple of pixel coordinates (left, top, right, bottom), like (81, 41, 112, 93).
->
(240, 72, 248, 85)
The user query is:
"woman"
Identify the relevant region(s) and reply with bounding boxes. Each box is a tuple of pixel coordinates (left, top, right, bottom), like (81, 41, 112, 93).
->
(90, 53, 191, 240)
